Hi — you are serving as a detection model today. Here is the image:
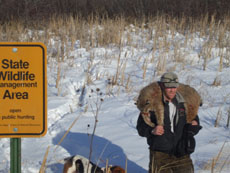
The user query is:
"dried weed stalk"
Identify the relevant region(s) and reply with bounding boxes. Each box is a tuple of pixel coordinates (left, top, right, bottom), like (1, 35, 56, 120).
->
(87, 88, 104, 172)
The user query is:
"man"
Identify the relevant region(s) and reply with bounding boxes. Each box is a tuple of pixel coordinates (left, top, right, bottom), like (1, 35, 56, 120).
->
(136, 72, 202, 173)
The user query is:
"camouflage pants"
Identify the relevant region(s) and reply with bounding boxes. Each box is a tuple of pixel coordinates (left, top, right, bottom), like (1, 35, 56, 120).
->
(149, 150, 194, 173)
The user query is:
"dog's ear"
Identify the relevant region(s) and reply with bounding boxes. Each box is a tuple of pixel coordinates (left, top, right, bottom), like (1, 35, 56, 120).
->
(63, 156, 75, 173)
(64, 156, 74, 162)
(75, 160, 84, 173)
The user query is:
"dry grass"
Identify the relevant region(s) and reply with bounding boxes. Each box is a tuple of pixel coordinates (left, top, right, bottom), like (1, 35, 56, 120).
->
(227, 108, 230, 128)
(1, 2, 229, 115)
(1, 2, 230, 172)
(39, 146, 50, 173)
(203, 141, 230, 172)
(1, 13, 230, 65)
(1, 6, 230, 100)
(214, 107, 222, 127)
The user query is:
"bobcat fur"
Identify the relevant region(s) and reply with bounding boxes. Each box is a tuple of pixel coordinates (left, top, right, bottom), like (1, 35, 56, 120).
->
(136, 82, 202, 127)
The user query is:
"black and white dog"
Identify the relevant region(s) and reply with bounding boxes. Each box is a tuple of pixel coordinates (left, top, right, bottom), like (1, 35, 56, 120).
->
(63, 155, 125, 173)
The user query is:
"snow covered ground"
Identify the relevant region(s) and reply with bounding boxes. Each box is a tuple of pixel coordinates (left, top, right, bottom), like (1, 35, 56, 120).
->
(1, 25, 230, 173)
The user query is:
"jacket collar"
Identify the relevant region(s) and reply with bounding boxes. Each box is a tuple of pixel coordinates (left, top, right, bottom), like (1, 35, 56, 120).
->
(175, 92, 185, 103)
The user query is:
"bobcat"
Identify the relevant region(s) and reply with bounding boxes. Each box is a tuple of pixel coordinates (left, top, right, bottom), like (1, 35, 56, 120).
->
(136, 82, 202, 127)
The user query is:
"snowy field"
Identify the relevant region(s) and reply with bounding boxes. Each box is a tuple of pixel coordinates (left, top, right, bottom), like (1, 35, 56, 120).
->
(0, 25, 230, 173)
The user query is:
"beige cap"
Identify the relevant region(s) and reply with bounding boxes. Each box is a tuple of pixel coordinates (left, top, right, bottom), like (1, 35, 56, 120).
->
(160, 72, 179, 88)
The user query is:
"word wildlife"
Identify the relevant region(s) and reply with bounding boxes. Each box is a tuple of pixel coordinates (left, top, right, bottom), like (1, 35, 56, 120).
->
(0, 59, 37, 99)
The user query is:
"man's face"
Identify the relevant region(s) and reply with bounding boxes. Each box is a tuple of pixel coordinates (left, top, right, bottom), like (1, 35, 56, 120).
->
(164, 87, 177, 101)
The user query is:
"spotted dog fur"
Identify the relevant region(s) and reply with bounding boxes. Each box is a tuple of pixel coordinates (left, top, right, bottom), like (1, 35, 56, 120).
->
(63, 155, 125, 173)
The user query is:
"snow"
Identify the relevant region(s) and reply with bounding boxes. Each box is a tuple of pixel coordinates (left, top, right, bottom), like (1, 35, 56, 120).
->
(1, 25, 230, 173)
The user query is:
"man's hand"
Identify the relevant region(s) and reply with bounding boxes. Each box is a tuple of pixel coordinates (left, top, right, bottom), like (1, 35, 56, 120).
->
(152, 125, 164, 135)
(191, 120, 198, 126)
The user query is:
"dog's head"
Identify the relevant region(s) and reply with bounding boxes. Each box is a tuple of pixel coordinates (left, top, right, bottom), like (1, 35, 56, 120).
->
(63, 155, 103, 173)
(63, 155, 125, 173)
(63, 156, 85, 173)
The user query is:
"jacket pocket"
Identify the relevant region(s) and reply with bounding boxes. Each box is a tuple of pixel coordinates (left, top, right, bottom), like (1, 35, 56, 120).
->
(175, 124, 202, 157)
(175, 135, 196, 157)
